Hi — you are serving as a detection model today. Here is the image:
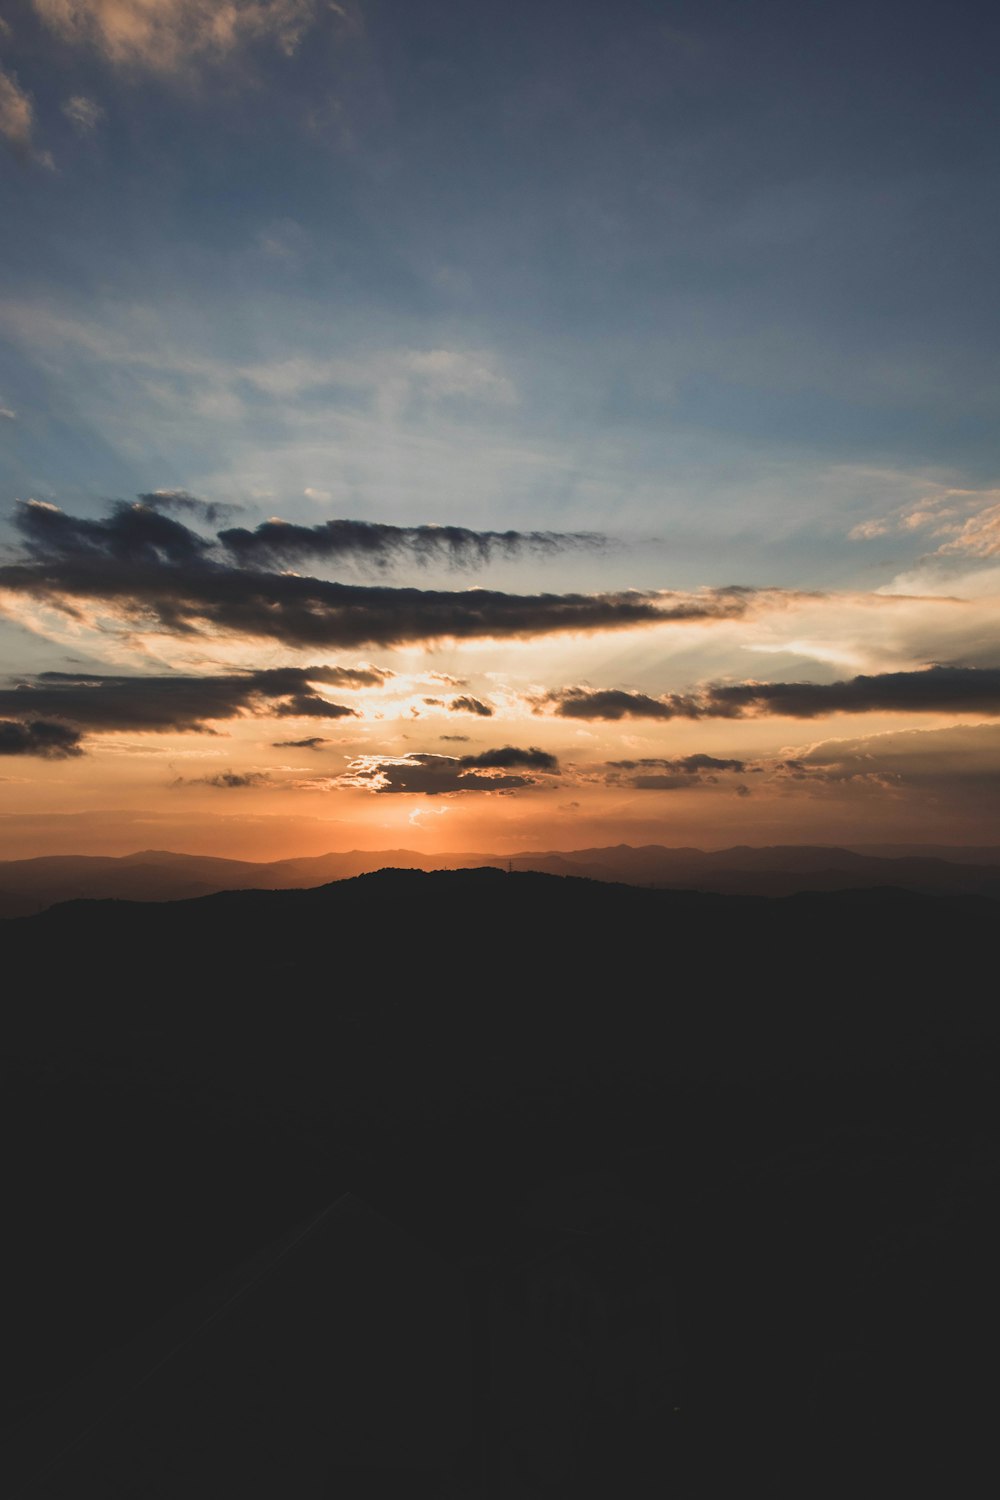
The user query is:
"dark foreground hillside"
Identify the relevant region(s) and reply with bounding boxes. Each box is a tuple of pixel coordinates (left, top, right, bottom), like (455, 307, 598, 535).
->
(3, 870, 998, 1495)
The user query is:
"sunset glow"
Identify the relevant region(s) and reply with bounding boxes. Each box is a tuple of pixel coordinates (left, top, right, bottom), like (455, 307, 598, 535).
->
(3, 1, 999, 860)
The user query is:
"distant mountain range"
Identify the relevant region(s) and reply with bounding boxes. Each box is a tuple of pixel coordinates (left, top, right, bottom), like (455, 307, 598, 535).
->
(3, 840, 1000, 917)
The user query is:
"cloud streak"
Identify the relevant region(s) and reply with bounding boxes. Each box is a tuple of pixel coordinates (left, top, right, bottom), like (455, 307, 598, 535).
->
(604, 753, 749, 792)
(174, 769, 272, 789)
(218, 518, 608, 570)
(538, 666, 1000, 722)
(0, 666, 385, 737)
(2, 500, 749, 650)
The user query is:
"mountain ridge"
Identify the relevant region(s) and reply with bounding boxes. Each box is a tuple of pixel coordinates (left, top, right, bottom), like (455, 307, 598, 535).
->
(4, 840, 1000, 917)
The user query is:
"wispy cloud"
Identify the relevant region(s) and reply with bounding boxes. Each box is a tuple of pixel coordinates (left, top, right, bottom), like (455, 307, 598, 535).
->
(0, 63, 53, 167)
(218, 517, 606, 570)
(33, 0, 331, 72)
(850, 485, 1000, 561)
(62, 94, 104, 133)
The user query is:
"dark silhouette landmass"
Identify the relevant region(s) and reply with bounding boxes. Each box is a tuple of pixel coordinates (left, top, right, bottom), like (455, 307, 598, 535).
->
(4, 840, 1000, 917)
(2, 870, 997, 1494)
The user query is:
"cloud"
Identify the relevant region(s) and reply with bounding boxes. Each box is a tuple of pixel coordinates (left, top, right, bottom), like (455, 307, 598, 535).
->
(457, 745, 558, 770)
(0, 718, 84, 758)
(33, 0, 329, 72)
(448, 695, 494, 716)
(935, 504, 1000, 560)
(392, 348, 517, 406)
(340, 745, 559, 795)
(235, 347, 517, 412)
(535, 686, 703, 721)
(605, 753, 748, 791)
(703, 665, 1000, 718)
(778, 721, 1000, 812)
(272, 735, 330, 749)
(217, 517, 608, 571)
(538, 666, 1000, 723)
(255, 219, 310, 263)
(175, 769, 272, 788)
(62, 95, 104, 133)
(0, 64, 52, 167)
(610, 754, 748, 773)
(0, 405, 15, 421)
(0, 665, 378, 737)
(849, 486, 1000, 561)
(2, 500, 748, 650)
(14, 496, 213, 564)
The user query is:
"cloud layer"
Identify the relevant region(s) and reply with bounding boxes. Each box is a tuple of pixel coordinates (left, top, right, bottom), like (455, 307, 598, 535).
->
(537, 666, 1000, 722)
(2, 499, 747, 650)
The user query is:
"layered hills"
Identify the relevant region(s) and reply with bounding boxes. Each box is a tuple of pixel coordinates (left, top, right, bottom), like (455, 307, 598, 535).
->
(4, 839, 1000, 917)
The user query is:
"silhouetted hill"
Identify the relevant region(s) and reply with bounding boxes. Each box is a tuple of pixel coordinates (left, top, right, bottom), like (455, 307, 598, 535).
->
(4, 840, 1000, 917)
(3, 872, 997, 1493)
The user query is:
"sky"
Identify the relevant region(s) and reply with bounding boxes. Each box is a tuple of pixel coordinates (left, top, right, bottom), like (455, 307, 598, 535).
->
(2, 0, 1000, 859)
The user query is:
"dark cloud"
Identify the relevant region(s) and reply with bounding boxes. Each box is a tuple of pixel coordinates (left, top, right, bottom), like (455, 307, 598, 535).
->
(0, 556, 721, 649)
(457, 745, 558, 770)
(622, 774, 699, 791)
(703, 665, 1000, 718)
(440, 734, 470, 742)
(272, 736, 330, 749)
(539, 667, 1000, 722)
(609, 754, 747, 773)
(448, 695, 494, 716)
(217, 518, 608, 570)
(0, 718, 84, 758)
(14, 497, 211, 566)
(175, 770, 271, 789)
(344, 745, 559, 795)
(2, 500, 752, 650)
(0, 666, 371, 737)
(607, 753, 753, 793)
(535, 687, 707, 720)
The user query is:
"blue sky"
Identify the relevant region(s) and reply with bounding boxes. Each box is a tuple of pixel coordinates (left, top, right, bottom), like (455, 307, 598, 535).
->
(2, 1, 1000, 855)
